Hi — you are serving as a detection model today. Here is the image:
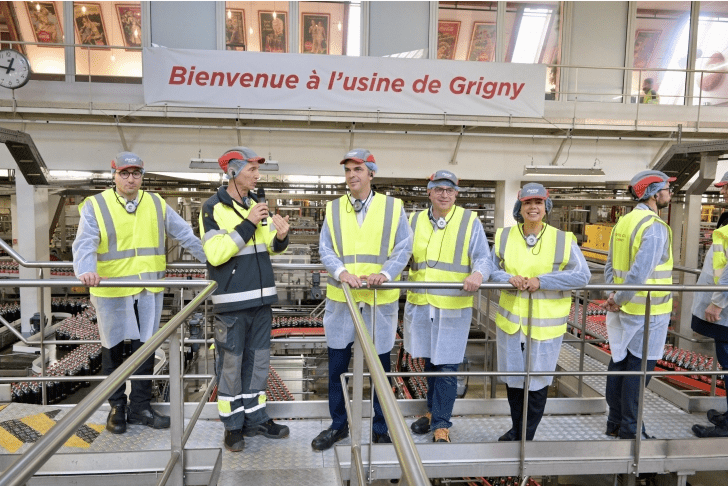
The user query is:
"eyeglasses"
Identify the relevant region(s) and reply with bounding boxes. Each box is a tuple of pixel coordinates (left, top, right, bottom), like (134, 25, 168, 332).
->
(659, 186, 673, 194)
(432, 187, 456, 196)
(118, 170, 143, 179)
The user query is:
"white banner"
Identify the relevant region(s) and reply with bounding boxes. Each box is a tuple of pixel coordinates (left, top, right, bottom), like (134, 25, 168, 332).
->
(143, 48, 546, 118)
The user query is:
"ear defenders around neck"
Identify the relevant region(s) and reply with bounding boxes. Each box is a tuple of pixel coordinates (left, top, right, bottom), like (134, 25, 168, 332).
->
(353, 199, 364, 212)
(125, 199, 138, 214)
(429, 207, 447, 229)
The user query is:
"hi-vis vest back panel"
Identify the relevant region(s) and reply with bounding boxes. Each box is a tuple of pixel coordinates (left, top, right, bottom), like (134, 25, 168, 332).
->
(325, 193, 402, 305)
(81, 189, 166, 298)
(609, 208, 673, 315)
(712, 225, 728, 284)
(407, 206, 477, 309)
(494, 224, 574, 340)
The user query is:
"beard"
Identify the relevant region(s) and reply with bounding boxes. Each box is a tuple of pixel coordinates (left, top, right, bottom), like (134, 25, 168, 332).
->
(656, 199, 669, 210)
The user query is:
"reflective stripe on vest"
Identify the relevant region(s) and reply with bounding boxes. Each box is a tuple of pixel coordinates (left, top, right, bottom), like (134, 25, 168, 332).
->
(493, 224, 573, 340)
(610, 208, 673, 315)
(325, 194, 402, 305)
(84, 189, 166, 298)
(211, 286, 278, 305)
(406, 206, 477, 309)
(712, 225, 728, 284)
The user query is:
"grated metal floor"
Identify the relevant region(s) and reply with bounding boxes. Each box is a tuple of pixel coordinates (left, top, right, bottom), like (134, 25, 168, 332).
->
(0, 343, 720, 485)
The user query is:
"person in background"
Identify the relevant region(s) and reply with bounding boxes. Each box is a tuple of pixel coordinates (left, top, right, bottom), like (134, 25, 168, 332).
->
(405, 170, 491, 443)
(491, 183, 591, 442)
(311, 148, 412, 451)
(200, 147, 291, 452)
(73, 152, 206, 435)
(640, 78, 660, 104)
(690, 171, 728, 438)
(602, 170, 675, 439)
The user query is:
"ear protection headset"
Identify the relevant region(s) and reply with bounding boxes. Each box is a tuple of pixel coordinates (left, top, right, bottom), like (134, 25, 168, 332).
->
(428, 206, 447, 229)
(114, 191, 145, 214)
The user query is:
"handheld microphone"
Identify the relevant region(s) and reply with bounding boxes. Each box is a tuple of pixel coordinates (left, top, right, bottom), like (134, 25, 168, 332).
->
(257, 187, 268, 226)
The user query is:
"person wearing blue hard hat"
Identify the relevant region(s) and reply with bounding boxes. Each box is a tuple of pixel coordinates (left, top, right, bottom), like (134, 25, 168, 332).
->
(490, 182, 591, 441)
(602, 169, 675, 439)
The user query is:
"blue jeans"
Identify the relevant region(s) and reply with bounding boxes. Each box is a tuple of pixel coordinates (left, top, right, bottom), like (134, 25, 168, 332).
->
(328, 344, 392, 434)
(606, 351, 657, 439)
(423, 359, 459, 430)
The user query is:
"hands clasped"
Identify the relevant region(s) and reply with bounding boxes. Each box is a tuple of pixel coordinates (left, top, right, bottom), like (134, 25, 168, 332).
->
(508, 275, 540, 292)
(339, 270, 389, 288)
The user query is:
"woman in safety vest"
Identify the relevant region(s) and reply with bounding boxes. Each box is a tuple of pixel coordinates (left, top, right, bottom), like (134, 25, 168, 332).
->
(491, 183, 591, 441)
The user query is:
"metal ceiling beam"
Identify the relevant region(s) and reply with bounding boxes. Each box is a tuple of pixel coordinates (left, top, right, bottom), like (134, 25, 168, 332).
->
(0, 127, 49, 185)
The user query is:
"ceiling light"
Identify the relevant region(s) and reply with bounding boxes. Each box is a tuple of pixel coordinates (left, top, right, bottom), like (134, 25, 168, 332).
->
(523, 165, 605, 177)
(189, 158, 279, 172)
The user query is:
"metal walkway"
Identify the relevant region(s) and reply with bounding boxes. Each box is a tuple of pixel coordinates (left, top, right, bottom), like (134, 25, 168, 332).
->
(0, 342, 723, 485)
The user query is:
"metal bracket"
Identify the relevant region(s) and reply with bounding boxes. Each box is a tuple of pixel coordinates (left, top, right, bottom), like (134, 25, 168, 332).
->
(349, 123, 356, 150)
(450, 126, 465, 165)
(115, 115, 129, 152)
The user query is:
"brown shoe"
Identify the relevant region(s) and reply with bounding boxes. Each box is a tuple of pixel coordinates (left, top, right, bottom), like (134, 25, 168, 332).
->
(433, 428, 450, 443)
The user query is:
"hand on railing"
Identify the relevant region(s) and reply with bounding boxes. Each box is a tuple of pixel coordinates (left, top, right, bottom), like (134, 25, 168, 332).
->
(364, 272, 388, 287)
(77, 271, 102, 287)
(600, 292, 621, 312)
(462, 271, 483, 292)
(339, 270, 364, 288)
(508, 275, 540, 292)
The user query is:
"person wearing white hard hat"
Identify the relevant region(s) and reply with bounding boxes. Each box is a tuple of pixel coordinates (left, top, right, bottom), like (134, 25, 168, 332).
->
(404, 170, 492, 443)
(73, 152, 206, 435)
(490, 183, 591, 442)
(602, 169, 675, 439)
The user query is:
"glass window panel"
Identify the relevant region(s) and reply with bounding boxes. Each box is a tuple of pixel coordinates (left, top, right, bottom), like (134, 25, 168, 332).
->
(299, 2, 347, 55)
(694, 1, 728, 106)
(5, 1, 65, 76)
(226, 1, 289, 53)
(505, 2, 560, 97)
(632, 1, 691, 105)
(73, 1, 141, 80)
(437, 1, 497, 62)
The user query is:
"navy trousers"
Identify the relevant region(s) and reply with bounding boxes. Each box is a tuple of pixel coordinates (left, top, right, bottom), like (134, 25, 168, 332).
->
(423, 358, 459, 430)
(605, 351, 657, 439)
(328, 343, 391, 434)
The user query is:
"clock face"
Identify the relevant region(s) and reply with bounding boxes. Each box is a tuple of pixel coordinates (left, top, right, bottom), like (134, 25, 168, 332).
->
(0, 50, 30, 90)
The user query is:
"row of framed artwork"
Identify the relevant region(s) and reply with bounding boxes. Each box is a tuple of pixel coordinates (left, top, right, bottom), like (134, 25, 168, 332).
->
(227, 10, 335, 54)
(21, 1, 334, 54)
(23, 2, 141, 48)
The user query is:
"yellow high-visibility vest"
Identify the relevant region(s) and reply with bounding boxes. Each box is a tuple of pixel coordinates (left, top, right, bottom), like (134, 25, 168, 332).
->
(81, 189, 166, 297)
(494, 224, 574, 340)
(609, 208, 673, 315)
(325, 193, 402, 305)
(407, 206, 477, 309)
(712, 225, 728, 284)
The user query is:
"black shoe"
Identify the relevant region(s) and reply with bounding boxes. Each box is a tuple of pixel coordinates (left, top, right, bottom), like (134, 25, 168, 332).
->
(619, 431, 655, 440)
(244, 419, 290, 439)
(127, 408, 171, 429)
(707, 409, 727, 427)
(605, 421, 620, 437)
(311, 426, 349, 451)
(106, 405, 126, 434)
(410, 414, 431, 435)
(224, 428, 245, 452)
(692, 423, 728, 438)
(498, 428, 518, 442)
(373, 432, 392, 443)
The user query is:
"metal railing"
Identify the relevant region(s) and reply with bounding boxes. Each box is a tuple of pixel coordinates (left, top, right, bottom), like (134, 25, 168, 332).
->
(335, 280, 727, 484)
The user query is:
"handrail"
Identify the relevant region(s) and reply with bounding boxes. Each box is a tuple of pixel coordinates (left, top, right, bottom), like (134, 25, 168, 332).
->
(341, 283, 429, 486)
(0, 280, 218, 486)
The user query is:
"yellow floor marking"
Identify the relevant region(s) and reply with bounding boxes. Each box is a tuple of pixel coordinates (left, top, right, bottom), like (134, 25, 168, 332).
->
(0, 427, 23, 453)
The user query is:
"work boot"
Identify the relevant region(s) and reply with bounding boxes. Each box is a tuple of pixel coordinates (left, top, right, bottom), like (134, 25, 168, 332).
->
(692, 423, 728, 438)
(373, 431, 392, 443)
(410, 412, 431, 435)
(498, 428, 519, 441)
(106, 405, 126, 434)
(224, 428, 245, 452)
(707, 409, 727, 427)
(244, 419, 290, 438)
(311, 426, 349, 451)
(605, 421, 620, 437)
(433, 428, 451, 443)
(127, 408, 171, 429)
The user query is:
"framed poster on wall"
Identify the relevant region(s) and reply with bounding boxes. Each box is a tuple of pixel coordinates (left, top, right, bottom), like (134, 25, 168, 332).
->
(437, 20, 460, 60)
(301, 13, 329, 54)
(259, 11, 287, 53)
(24, 1, 63, 45)
(116, 4, 142, 48)
(226, 9, 246, 51)
(468, 22, 495, 62)
(633, 29, 661, 69)
(73, 3, 108, 47)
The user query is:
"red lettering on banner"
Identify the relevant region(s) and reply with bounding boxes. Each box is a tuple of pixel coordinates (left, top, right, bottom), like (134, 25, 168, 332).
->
(169, 66, 186, 85)
(227, 72, 241, 86)
(286, 75, 299, 89)
(391, 79, 405, 92)
(195, 71, 209, 85)
(448, 77, 525, 100)
(240, 73, 253, 87)
(187, 66, 196, 85)
(210, 72, 223, 85)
